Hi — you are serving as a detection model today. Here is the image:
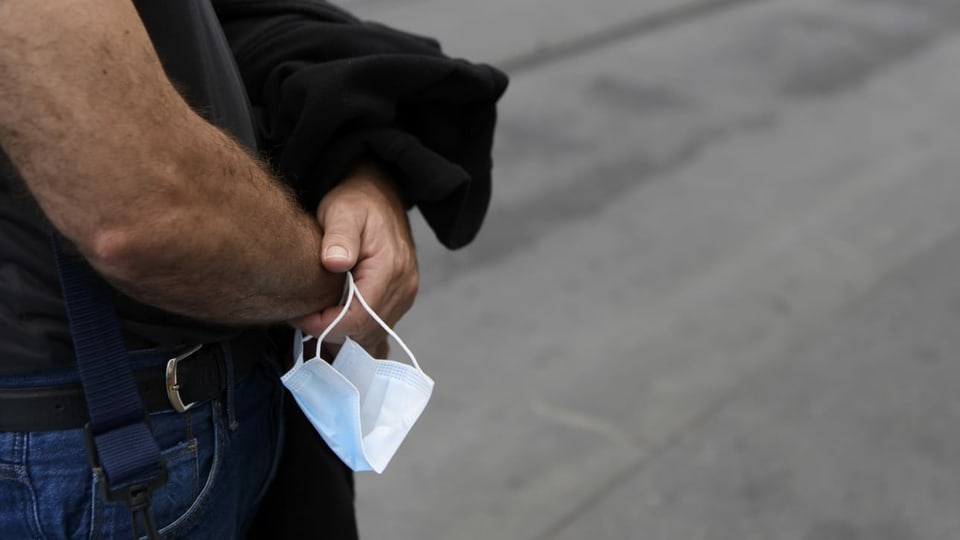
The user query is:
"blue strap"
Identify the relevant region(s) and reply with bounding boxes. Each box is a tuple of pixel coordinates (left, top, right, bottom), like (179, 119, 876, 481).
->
(50, 236, 166, 496)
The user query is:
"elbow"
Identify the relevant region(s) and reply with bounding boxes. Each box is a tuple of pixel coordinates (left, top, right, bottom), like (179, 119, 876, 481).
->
(81, 197, 199, 284)
(86, 226, 144, 279)
(85, 209, 198, 285)
(85, 216, 179, 284)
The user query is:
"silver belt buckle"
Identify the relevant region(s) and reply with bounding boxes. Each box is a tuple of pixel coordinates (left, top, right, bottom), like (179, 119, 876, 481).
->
(165, 345, 203, 413)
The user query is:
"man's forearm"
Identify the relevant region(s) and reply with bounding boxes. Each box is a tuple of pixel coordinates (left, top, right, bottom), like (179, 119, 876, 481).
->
(89, 127, 345, 324)
(0, 0, 343, 323)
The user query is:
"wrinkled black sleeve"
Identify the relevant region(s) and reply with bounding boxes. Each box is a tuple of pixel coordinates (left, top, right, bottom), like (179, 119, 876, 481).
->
(212, 0, 509, 249)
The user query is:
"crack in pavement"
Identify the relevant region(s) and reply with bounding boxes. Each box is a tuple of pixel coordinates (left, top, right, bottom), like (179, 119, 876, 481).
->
(500, 0, 770, 74)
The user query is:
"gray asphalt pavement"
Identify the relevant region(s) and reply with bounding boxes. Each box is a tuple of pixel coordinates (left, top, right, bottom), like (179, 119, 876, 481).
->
(337, 0, 960, 538)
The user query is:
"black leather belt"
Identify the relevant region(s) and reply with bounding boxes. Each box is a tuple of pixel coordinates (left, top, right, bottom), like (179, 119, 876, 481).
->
(0, 335, 268, 432)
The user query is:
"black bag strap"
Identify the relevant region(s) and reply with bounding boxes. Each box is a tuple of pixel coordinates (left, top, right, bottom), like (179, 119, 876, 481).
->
(51, 236, 166, 539)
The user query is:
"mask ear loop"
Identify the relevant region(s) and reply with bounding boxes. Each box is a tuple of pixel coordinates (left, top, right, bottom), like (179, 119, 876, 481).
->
(350, 277, 422, 372)
(302, 272, 420, 371)
(307, 273, 357, 361)
(292, 274, 355, 366)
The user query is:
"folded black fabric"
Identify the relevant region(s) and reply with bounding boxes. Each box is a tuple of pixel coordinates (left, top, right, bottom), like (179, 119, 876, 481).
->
(214, 0, 509, 249)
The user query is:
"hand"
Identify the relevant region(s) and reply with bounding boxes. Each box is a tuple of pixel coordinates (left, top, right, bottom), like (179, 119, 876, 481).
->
(289, 162, 418, 356)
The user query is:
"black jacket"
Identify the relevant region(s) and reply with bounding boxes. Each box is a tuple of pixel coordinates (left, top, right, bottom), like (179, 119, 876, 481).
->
(214, 0, 509, 248)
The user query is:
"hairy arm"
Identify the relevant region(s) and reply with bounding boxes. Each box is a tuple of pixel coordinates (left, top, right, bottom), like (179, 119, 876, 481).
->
(0, 0, 343, 323)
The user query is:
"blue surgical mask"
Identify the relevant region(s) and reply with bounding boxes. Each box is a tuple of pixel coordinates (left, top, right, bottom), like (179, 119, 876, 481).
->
(282, 272, 434, 473)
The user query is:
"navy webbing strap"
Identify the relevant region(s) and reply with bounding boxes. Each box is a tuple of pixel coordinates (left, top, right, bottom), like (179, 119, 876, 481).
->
(51, 236, 166, 539)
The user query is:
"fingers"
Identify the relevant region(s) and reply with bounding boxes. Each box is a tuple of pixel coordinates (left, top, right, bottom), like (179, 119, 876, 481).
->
(289, 313, 390, 362)
(318, 198, 364, 273)
(287, 311, 328, 338)
(352, 267, 418, 329)
(297, 161, 419, 352)
(291, 259, 416, 352)
(289, 301, 387, 355)
(371, 340, 390, 359)
(315, 276, 392, 351)
(294, 258, 392, 350)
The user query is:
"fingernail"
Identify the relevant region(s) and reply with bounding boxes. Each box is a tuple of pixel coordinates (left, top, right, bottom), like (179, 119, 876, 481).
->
(326, 246, 349, 260)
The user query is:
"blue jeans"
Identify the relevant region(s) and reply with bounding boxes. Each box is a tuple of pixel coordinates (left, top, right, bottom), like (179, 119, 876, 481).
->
(0, 358, 283, 539)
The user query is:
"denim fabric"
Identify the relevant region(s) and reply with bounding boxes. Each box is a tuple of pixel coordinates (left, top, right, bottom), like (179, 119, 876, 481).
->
(0, 361, 283, 539)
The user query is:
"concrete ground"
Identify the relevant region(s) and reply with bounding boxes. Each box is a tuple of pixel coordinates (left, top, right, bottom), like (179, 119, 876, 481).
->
(337, 0, 960, 538)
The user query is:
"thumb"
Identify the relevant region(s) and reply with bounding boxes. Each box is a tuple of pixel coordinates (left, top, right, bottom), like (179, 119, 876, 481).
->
(320, 205, 363, 273)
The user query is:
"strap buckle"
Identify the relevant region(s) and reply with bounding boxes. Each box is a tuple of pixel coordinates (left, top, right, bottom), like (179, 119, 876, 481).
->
(165, 345, 202, 413)
(85, 422, 168, 539)
(83, 421, 168, 539)
(87, 426, 170, 500)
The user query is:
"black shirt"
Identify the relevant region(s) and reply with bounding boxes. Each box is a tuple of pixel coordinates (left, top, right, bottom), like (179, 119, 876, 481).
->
(0, 0, 258, 375)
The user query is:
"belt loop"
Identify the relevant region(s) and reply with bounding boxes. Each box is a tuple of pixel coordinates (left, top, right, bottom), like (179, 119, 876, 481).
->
(219, 341, 239, 431)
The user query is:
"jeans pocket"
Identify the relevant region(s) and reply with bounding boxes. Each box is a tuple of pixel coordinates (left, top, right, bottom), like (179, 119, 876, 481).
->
(93, 437, 201, 539)
(152, 405, 226, 538)
(91, 369, 277, 539)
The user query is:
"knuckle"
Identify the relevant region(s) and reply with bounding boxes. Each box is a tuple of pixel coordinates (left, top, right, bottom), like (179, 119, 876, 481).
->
(401, 272, 419, 309)
(406, 270, 420, 296)
(323, 230, 351, 243)
(350, 313, 370, 337)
